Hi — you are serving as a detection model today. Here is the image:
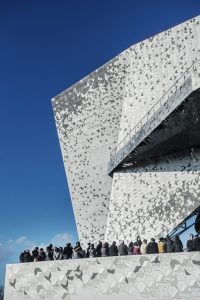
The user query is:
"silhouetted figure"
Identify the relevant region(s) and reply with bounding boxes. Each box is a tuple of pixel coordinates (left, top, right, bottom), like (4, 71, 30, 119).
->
(23, 250, 32, 262)
(96, 241, 102, 257)
(146, 238, 158, 254)
(46, 246, 54, 260)
(118, 241, 128, 256)
(53, 247, 61, 260)
(109, 241, 118, 256)
(19, 251, 25, 263)
(38, 248, 46, 261)
(63, 243, 73, 259)
(165, 236, 174, 253)
(187, 234, 194, 252)
(86, 243, 91, 258)
(173, 236, 183, 252)
(193, 234, 200, 251)
(32, 247, 39, 261)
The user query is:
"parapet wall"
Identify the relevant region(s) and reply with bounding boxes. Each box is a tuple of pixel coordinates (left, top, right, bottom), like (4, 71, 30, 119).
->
(5, 252, 200, 300)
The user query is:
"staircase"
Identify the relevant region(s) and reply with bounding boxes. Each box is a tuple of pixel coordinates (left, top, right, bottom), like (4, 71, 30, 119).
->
(108, 60, 200, 174)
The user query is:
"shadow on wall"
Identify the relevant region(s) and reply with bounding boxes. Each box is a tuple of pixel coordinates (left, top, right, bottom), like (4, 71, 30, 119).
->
(121, 147, 200, 173)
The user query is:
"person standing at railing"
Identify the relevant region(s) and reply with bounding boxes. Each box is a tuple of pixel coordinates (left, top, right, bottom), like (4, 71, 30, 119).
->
(193, 235, 200, 251)
(109, 241, 118, 256)
(146, 238, 158, 254)
(140, 239, 147, 255)
(186, 234, 194, 252)
(173, 236, 183, 252)
(118, 241, 128, 256)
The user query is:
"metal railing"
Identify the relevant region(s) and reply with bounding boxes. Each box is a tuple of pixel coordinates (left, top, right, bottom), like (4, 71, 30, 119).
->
(109, 60, 199, 169)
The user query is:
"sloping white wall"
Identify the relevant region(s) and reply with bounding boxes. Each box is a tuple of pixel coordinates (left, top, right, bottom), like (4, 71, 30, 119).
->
(5, 252, 200, 300)
(52, 54, 129, 246)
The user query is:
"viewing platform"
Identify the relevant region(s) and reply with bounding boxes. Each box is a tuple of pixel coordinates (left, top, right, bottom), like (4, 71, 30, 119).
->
(4, 251, 200, 300)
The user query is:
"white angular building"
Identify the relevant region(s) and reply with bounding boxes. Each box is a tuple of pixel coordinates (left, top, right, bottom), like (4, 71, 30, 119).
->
(52, 16, 200, 247)
(4, 16, 200, 300)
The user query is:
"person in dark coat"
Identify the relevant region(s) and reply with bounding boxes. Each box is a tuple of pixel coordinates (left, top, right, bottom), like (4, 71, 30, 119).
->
(38, 248, 46, 261)
(23, 250, 32, 262)
(165, 236, 174, 253)
(173, 236, 183, 252)
(109, 241, 118, 256)
(19, 251, 25, 263)
(32, 247, 39, 261)
(186, 234, 194, 252)
(63, 243, 73, 259)
(118, 241, 128, 256)
(96, 241, 102, 257)
(193, 234, 200, 251)
(146, 238, 158, 254)
(86, 243, 91, 258)
(128, 242, 134, 255)
(46, 246, 54, 260)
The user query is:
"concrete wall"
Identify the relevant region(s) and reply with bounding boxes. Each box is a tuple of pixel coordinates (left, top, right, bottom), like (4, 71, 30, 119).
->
(4, 252, 200, 300)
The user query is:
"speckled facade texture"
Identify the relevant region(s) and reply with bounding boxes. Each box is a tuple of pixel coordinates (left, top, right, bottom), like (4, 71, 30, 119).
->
(52, 16, 200, 246)
(4, 252, 200, 300)
(105, 150, 200, 244)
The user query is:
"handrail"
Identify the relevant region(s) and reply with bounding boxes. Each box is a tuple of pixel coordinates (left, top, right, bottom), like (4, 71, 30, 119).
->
(110, 59, 200, 161)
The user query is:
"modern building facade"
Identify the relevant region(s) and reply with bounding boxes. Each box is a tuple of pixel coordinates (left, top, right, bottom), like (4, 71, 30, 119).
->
(52, 16, 200, 247)
(4, 15, 200, 300)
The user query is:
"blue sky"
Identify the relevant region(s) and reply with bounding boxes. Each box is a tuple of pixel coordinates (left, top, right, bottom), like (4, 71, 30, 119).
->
(0, 0, 200, 285)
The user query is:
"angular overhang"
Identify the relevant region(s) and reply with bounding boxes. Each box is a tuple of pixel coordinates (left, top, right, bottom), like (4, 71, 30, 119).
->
(111, 87, 200, 172)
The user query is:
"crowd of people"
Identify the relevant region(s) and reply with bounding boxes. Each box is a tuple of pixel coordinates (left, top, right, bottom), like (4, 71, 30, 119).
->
(19, 234, 200, 263)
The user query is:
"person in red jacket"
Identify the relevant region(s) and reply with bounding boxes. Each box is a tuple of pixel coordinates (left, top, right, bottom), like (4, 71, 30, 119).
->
(132, 242, 141, 255)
